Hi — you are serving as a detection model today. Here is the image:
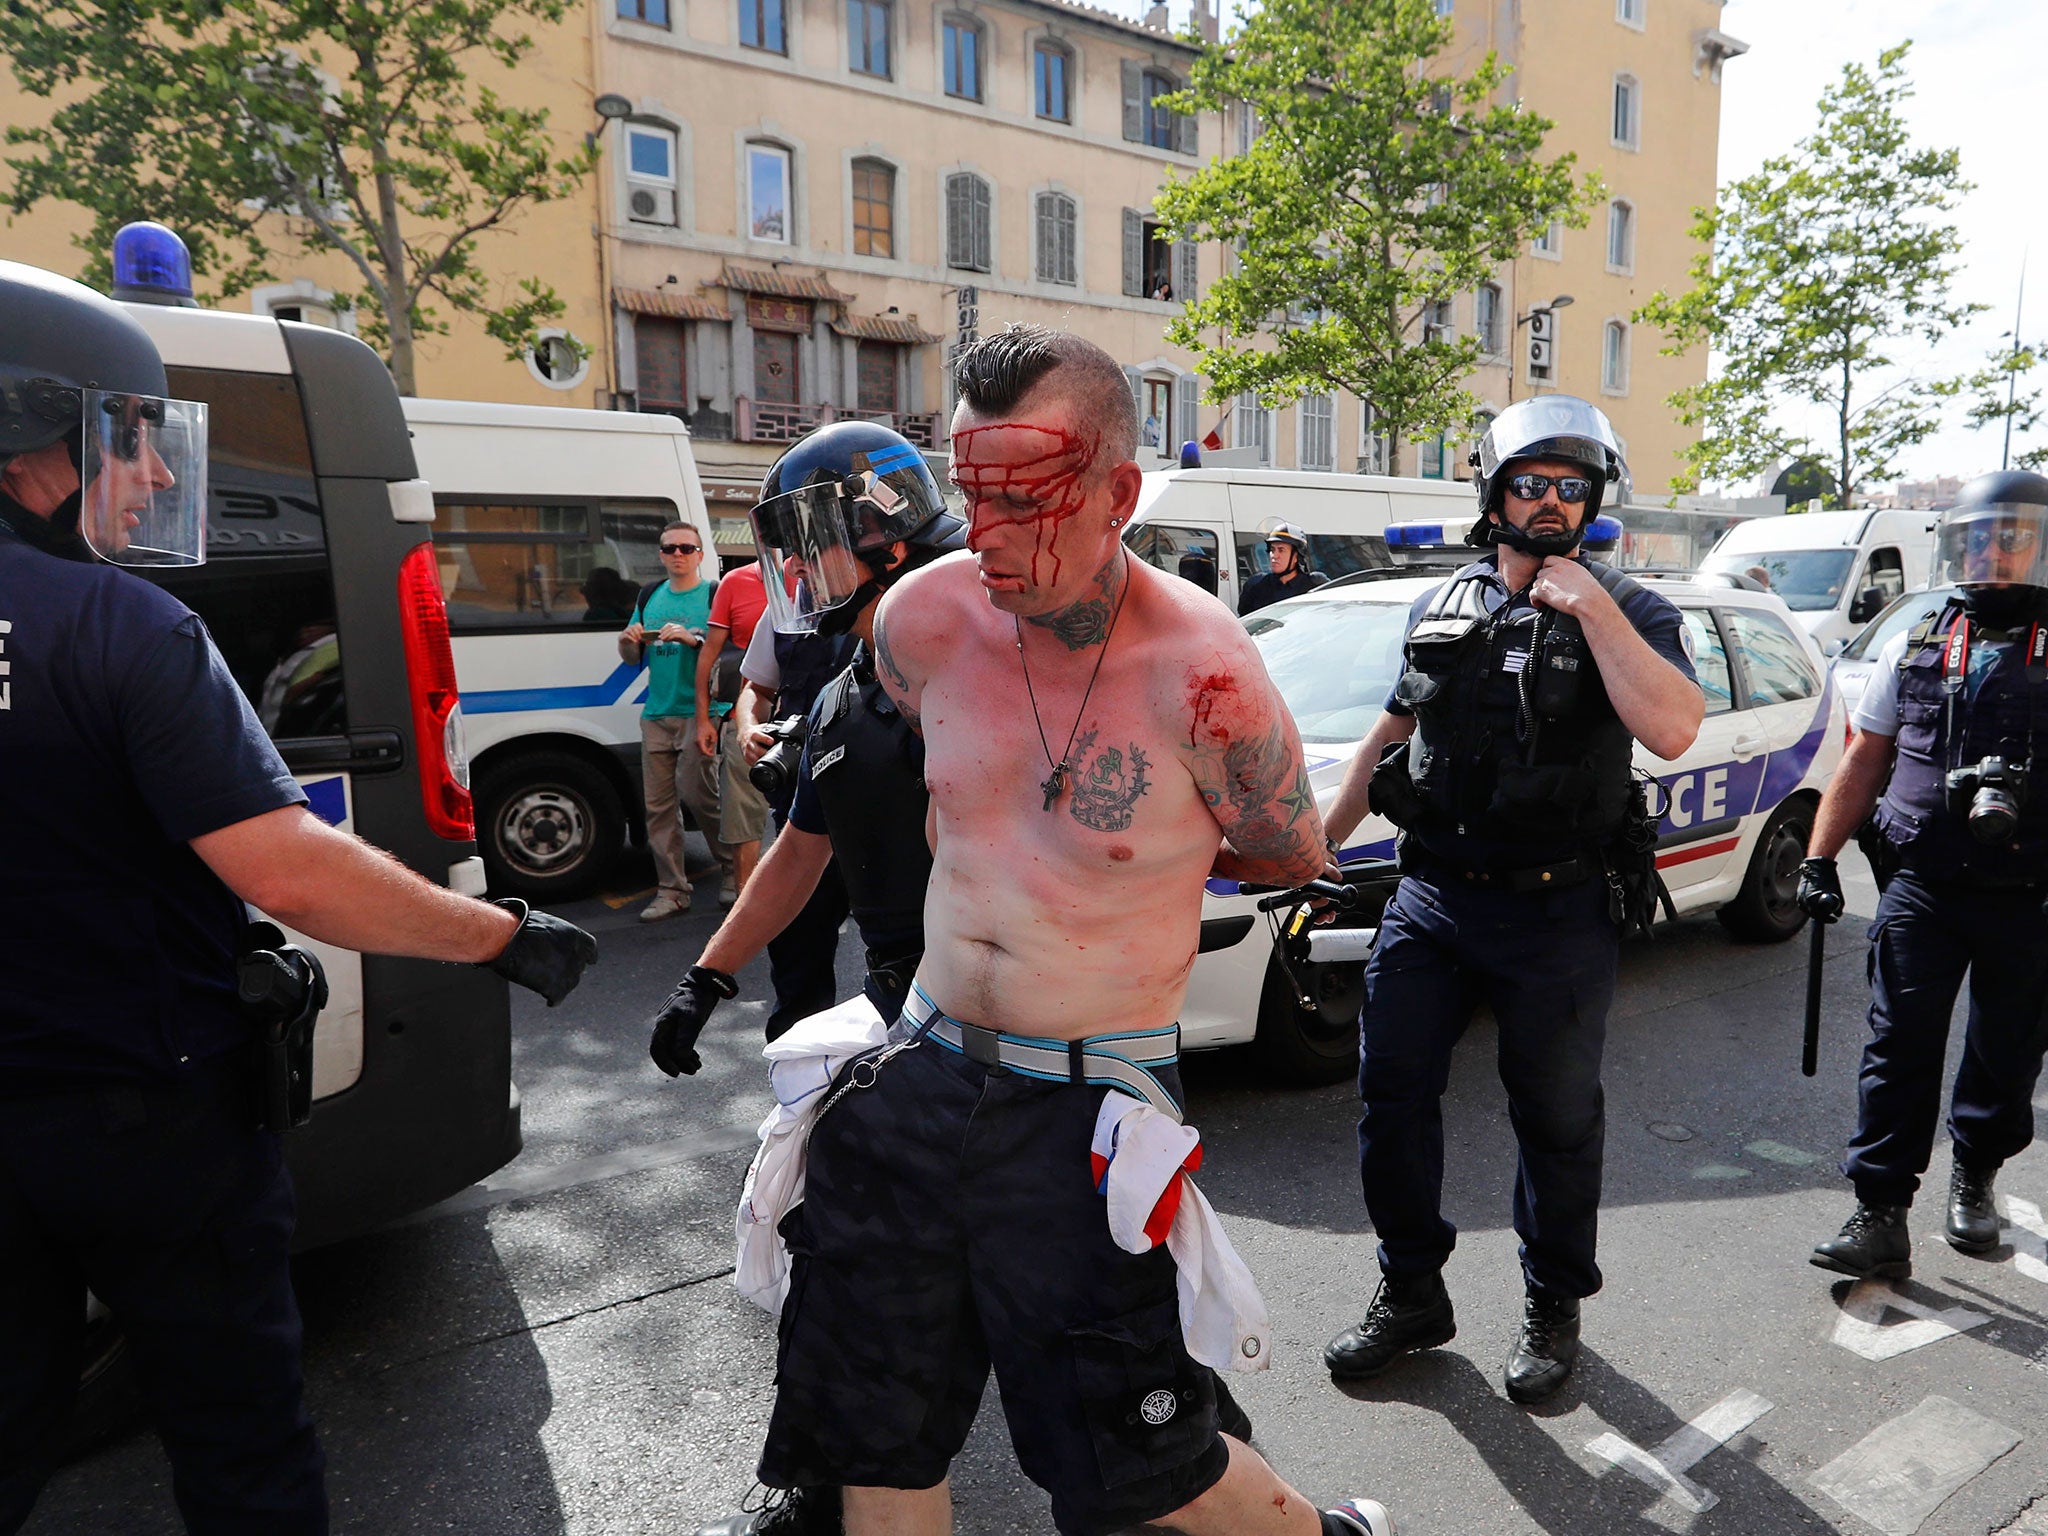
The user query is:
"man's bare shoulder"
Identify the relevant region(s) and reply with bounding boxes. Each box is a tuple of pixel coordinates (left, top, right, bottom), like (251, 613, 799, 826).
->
(875, 551, 980, 662)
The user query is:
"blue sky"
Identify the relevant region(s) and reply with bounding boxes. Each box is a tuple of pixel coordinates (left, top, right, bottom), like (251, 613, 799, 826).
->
(1105, 0, 2035, 486)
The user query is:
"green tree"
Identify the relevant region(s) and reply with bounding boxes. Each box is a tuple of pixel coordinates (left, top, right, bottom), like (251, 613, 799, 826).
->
(1, 0, 597, 394)
(1634, 43, 1980, 505)
(1964, 338, 2048, 473)
(1153, 0, 1597, 467)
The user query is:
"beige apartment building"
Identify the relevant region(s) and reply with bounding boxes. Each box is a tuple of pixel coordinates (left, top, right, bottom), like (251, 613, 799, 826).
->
(1, 0, 1742, 521)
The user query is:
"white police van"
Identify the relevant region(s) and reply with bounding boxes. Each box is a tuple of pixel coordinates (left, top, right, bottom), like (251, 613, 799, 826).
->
(1186, 522, 1847, 1083)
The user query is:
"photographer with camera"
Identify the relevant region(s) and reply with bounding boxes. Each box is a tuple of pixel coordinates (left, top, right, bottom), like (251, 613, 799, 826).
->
(1800, 470, 2048, 1279)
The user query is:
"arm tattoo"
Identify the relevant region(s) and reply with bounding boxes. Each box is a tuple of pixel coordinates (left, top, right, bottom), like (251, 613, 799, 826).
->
(1025, 551, 1122, 652)
(1210, 723, 1318, 864)
(871, 609, 922, 732)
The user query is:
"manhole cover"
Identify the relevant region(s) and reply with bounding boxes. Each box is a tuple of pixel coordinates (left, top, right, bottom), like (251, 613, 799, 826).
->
(1646, 1121, 1695, 1142)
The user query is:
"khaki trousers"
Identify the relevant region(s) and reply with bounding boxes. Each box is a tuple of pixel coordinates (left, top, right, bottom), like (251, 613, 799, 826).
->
(641, 714, 734, 896)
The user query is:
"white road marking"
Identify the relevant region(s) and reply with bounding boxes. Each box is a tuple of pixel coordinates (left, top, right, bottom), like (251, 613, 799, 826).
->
(1811, 1395, 2020, 1536)
(2002, 1196, 2048, 1283)
(1585, 1388, 1772, 1514)
(1830, 1279, 1991, 1361)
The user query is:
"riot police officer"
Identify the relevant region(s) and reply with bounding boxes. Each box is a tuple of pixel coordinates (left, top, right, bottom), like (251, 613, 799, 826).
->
(1315, 397, 1703, 1404)
(1800, 470, 2048, 1278)
(0, 261, 596, 1535)
(1238, 518, 1328, 615)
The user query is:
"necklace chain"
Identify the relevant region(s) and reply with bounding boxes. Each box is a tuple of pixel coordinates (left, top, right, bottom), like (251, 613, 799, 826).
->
(1016, 556, 1130, 812)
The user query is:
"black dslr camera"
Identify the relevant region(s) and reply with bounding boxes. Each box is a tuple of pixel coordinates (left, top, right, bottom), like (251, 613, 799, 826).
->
(1945, 755, 2029, 845)
(749, 716, 810, 803)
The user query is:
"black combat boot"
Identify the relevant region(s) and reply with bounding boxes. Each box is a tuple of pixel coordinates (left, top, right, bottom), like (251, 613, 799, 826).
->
(694, 1486, 841, 1536)
(1504, 1291, 1581, 1405)
(1810, 1201, 1911, 1279)
(1946, 1161, 2001, 1254)
(1324, 1270, 1455, 1381)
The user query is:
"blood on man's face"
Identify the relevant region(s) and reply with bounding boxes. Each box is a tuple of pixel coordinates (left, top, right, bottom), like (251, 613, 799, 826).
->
(950, 410, 1123, 614)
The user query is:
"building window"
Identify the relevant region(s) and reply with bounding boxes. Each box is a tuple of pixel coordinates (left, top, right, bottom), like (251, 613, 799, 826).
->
(1533, 218, 1562, 259)
(1474, 282, 1503, 355)
(754, 330, 798, 403)
(1422, 296, 1454, 345)
(617, 0, 669, 25)
(1607, 199, 1635, 271)
(857, 340, 900, 411)
(943, 17, 982, 101)
(1298, 394, 1334, 472)
(528, 330, 589, 392)
(848, 0, 890, 76)
(739, 0, 785, 51)
(1034, 41, 1071, 122)
(1235, 391, 1270, 466)
(1603, 320, 1630, 394)
(747, 143, 792, 243)
(945, 171, 991, 271)
(1433, 0, 1453, 13)
(850, 158, 894, 257)
(626, 123, 680, 227)
(1141, 70, 1177, 149)
(1360, 401, 1390, 474)
(1419, 434, 1446, 479)
(1034, 191, 1077, 285)
(1613, 73, 1640, 149)
(636, 316, 688, 415)
(1616, 0, 1644, 25)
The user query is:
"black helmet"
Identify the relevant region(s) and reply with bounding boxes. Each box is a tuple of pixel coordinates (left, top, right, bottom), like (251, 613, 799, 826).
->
(1466, 395, 1627, 556)
(1935, 469, 2048, 625)
(752, 420, 963, 634)
(0, 260, 170, 460)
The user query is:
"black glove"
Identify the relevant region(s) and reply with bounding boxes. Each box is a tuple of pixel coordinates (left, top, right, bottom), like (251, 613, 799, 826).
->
(1796, 856, 1844, 923)
(649, 965, 740, 1077)
(484, 899, 599, 1005)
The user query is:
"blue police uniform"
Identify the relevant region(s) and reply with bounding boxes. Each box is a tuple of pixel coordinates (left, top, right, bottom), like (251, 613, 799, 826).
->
(1356, 553, 1695, 1300)
(1843, 603, 2048, 1204)
(0, 517, 326, 1534)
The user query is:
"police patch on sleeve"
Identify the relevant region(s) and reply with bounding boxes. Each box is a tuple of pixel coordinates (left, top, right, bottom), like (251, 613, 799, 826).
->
(1679, 623, 1697, 663)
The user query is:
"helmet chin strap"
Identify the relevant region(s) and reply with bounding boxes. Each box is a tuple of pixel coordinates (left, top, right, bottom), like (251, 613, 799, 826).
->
(1474, 506, 1586, 559)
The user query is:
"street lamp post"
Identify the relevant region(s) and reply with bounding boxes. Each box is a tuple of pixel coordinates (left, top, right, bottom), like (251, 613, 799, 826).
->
(588, 93, 634, 408)
(1508, 293, 1573, 404)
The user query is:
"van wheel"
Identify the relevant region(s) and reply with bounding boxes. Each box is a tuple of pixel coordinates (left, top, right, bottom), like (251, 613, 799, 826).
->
(1251, 952, 1363, 1086)
(1717, 799, 1813, 943)
(474, 752, 625, 902)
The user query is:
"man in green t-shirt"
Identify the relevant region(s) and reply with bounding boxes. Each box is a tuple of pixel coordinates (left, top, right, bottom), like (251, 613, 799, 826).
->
(620, 522, 736, 921)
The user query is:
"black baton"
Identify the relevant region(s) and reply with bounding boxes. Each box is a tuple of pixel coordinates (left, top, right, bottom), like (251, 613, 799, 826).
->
(1802, 912, 1825, 1078)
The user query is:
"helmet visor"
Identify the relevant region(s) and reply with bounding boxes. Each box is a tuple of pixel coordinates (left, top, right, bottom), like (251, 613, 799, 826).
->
(78, 389, 207, 566)
(1934, 502, 2048, 592)
(751, 481, 871, 634)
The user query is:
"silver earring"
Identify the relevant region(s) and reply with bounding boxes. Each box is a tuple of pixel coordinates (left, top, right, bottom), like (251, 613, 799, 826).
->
(1109, 516, 1124, 528)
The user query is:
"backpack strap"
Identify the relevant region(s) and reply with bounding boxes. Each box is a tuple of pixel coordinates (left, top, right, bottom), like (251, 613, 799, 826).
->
(1585, 557, 1649, 611)
(631, 579, 664, 627)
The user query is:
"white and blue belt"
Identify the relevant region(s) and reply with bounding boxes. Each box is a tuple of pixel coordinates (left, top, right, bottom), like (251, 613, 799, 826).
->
(903, 984, 1184, 1122)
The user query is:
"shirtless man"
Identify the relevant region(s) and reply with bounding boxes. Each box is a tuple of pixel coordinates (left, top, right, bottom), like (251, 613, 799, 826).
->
(751, 325, 1393, 1536)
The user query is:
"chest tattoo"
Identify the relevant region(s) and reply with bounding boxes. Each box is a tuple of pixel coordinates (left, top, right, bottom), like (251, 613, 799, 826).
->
(1066, 728, 1153, 832)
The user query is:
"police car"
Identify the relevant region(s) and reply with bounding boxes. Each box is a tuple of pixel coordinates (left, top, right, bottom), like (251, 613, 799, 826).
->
(1185, 521, 1847, 1083)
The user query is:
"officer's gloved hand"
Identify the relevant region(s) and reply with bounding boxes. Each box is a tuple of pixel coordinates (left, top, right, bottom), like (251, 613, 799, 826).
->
(485, 899, 599, 1005)
(1796, 856, 1845, 923)
(649, 965, 740, 1077)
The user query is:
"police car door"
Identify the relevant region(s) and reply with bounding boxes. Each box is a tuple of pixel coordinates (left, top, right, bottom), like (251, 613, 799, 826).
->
(1653, 605, 1753, 897)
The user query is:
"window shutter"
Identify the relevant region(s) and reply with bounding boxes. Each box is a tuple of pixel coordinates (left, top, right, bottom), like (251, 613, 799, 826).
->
(1121, 61, 1142, 142)
(1122, 208, 1143, 297)
(1058, 197, 1076, 284)
(946, 175, 967, 267)
(970, 176, 990, 272)
(1176, 99, 1197, 156)
(1174, 374, 1199, 449)
(1123, 365, 1144, 431)
(1172, 239, 1197, 302)
(1034, 194, 1053, 282)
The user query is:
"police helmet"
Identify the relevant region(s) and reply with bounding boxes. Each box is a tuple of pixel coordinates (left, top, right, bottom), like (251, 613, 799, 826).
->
(0, 260, 169, 459)
(1466, 395, 1627, 556)
(1262, 518, 1310, 557)
(752, 419, 964, 634)
(1935, 469, 2048, 624)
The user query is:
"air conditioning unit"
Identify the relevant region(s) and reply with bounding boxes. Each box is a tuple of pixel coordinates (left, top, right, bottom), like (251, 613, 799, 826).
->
(628, 183, 676, 226)
(1527, 310, 1556, 380)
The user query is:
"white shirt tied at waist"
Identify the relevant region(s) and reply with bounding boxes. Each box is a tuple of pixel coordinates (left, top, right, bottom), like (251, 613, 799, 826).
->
(733, 999, 1274, 1374)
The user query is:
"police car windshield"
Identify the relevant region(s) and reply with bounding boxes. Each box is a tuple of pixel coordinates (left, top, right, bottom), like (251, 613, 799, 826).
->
(1701, 549, 1854, 611)
(1840, 586, 1957, 660)
(1245, 596, 1410, 744)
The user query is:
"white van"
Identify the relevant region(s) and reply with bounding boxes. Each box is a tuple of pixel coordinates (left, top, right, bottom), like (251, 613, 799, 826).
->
(403, 398, 719, 899)
(1700, 509, 1937, 653)
(1124, 467, 1476, 610)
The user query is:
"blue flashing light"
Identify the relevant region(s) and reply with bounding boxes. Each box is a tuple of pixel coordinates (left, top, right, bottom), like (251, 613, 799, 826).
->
(111, 222, 195, 303)
(1384, 521, 1449, 548)
(1178, 439, 1202, 469)
(1582, 513, 1623, 551)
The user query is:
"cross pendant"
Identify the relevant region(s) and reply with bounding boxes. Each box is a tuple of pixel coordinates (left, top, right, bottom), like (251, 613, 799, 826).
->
(1040, 761, 1066, 812)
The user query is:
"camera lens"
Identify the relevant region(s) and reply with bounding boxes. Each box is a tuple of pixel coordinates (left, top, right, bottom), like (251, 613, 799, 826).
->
(1968, 787, 2020, 845)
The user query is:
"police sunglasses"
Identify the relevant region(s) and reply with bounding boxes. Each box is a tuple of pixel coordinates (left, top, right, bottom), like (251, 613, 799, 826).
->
(659, 540, 702, 555)
(1964, 525, 2039, 555)
(1505, 472, 1594, 504)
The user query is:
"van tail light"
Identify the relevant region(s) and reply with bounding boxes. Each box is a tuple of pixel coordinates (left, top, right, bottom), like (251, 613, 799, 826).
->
(397, 541, 475, 842)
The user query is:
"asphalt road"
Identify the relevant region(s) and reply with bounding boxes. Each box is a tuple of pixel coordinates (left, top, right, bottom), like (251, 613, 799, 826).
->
(29, 847, 2048, 1536)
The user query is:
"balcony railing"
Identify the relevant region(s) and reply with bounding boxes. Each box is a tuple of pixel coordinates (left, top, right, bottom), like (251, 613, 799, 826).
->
(737, 397, 942, 448)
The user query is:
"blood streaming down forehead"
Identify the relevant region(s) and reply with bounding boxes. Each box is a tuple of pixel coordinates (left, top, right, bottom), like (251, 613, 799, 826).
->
(951, 422, 1098, 588)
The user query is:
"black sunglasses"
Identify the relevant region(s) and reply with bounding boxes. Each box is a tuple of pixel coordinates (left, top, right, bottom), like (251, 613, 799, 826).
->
(1964, 525, 2038, 555)
(660, 542, 701, 555)
(1505, 472, 1593, 504)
